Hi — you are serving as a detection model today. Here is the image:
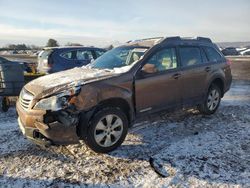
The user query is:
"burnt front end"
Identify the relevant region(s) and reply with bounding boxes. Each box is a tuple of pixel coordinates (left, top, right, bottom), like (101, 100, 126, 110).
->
(17, 88, 80, 146)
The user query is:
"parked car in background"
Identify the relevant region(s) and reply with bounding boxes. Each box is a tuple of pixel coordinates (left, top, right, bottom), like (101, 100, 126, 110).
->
(240, 48, 250, 56)
(37, 46, 106, 74)
(17, 36, 232, 153)
(221, 47, 240, 56)
(236, 47, 247, 53)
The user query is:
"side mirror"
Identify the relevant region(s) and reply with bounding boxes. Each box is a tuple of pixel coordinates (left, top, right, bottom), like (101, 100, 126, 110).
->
(141, 63, 157, 74)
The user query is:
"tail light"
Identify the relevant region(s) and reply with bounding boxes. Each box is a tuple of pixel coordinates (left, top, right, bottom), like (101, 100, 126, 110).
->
(48, 63, 52, 68)
(47, 58, 53, 69)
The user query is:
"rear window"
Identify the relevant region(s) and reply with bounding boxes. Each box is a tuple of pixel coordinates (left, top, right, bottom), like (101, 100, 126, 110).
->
(39, 50, 53, 60)
(204, 47, 223, 62)
(179, 47, 202, 67)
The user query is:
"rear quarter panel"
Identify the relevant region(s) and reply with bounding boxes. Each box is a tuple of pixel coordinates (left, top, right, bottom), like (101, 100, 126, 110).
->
(205, 61, 232, 96)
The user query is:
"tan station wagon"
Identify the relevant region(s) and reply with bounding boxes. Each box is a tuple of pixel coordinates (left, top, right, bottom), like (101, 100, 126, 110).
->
(17, 37, 232, 153)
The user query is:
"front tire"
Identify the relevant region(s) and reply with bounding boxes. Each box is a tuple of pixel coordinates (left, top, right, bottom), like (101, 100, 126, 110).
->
(84, 107, 128, 153)
(198, 84, 221, 115)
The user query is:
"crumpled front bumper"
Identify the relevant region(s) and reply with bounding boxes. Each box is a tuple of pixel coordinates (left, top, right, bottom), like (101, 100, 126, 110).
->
(16, 101, 79, 146)
(18, 117, 52, 146)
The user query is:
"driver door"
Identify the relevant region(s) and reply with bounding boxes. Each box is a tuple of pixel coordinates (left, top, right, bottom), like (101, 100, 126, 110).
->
(135, 47, 182, 114)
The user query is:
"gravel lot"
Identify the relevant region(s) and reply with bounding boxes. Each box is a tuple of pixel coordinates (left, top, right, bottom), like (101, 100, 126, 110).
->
(0, 58, 249, 187)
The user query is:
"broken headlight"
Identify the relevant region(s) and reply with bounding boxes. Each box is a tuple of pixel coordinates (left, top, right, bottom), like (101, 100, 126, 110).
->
(33, 86, 81, 111)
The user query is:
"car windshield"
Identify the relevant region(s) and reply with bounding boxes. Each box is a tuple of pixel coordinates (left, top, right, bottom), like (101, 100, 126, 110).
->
(90, 47, 147, 69)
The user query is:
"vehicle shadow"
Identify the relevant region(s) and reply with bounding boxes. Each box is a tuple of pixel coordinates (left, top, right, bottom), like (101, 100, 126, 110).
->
(110, 108, 209, 160)
(1, 104, 249, 186)
(0, 176, 104, 187)
(108, 105, 250, 185)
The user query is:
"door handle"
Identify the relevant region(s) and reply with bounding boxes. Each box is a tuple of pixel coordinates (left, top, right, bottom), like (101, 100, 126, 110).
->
(205, 67, 211, 72)
(172, 73, 181, 79)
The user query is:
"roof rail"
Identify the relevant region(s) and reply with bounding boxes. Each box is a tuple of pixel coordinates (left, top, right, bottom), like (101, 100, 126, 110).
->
(163, 36, 181, 43)
(163, 36, 212, 43)
(196, 37, 212, 43)
(127, 37, 164, 43)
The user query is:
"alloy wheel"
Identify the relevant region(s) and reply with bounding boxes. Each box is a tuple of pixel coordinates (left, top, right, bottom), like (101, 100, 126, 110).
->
(94, 114, 124, 147)
(207, 89, 220, 111)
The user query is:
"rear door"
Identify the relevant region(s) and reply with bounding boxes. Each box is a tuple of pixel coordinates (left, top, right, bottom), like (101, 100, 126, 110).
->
(135, 47, 182, 114)
(178, 46, 209, 105)
(58, 50, 78, 71)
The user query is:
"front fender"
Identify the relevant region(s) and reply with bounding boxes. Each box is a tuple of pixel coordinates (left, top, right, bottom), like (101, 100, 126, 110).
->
(74, 82, 133, 112)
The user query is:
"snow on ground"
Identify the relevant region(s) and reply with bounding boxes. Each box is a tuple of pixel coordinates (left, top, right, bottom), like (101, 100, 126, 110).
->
(0, 80, 249, 187)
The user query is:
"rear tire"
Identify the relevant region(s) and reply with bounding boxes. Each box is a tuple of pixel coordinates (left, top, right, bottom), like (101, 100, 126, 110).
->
(198, 84, 221, 115)
(83, 107, 128, 153)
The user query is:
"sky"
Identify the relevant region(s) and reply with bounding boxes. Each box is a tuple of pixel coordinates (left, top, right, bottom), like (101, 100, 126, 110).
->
(0, 0, 249, 47)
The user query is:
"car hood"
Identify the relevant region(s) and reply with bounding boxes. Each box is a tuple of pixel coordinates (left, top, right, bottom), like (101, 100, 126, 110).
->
(24, 67, 117, 98)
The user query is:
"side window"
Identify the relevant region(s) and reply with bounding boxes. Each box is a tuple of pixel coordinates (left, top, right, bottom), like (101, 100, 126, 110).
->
(201, 48, 208, 63)
(76, 50, 94, 61)
(204, 47, 223, 62)
(142, 48, 177, 73)
(179, 47, 202, 67)
(95, 50, 105, 58)
(60, 51, 75, 60)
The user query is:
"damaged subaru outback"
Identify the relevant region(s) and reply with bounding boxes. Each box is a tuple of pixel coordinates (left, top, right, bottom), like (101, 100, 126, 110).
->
(17, 37, 232, 153)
